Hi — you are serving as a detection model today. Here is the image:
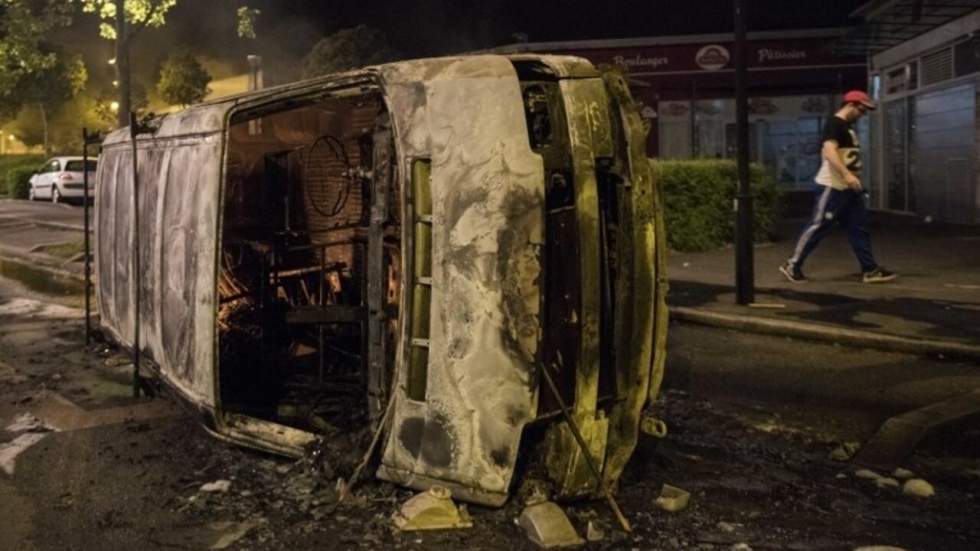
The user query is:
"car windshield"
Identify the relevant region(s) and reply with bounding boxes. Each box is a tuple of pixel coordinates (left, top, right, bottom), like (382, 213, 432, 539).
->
(65, 160, 97, 172)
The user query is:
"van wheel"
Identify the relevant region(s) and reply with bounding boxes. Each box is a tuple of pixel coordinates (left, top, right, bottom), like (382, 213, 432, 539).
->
(51, 187, 60, 204)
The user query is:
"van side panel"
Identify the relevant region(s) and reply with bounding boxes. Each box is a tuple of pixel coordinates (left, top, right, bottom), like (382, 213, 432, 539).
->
(377, 56, 545, 506)
(96, 131, 222, 407)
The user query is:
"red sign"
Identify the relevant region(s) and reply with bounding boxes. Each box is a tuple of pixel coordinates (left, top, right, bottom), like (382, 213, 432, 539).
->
(557, 37, 860, 75)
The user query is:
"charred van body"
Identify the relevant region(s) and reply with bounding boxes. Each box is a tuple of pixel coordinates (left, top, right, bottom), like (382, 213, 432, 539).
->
(95, 54, 669, 506)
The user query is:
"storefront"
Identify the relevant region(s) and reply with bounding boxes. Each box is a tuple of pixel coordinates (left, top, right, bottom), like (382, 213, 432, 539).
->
(496, 29, 867, 191)
(859, 7, 980, 224)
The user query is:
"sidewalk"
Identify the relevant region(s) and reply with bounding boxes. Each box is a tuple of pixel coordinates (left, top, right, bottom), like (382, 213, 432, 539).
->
(0, 201, 88, 282)
(669, 214, 980, 360)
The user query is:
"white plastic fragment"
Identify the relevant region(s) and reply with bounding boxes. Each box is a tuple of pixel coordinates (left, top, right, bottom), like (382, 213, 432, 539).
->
(873, 477, 899, 489)
(655, 484, 690, 513)
(854, 469, 882, 480)
(902, 479, 935, 498)
(585, 520, 604, 542)
(517, 500, 584, 548)
(200, 480, 232, 493)
(891, 468, 914, 479)
(393, 486, 473, 531)
(5, 413, 52, 433)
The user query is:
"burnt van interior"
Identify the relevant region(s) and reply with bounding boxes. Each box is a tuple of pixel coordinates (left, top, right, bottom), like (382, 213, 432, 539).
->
(218, 87, 399, 437)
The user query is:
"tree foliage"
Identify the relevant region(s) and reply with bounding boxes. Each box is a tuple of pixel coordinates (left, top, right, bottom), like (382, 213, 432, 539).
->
(302, 25, 398, 79)
(10, 90, 107, 154)
(76, 0, 178, 125)
(157, 51, 211, 107)
(0, 0, 74, 118)
(76, 0, 176, 41)
(236, 5, 259, 39)
(21, 53, 88, 106)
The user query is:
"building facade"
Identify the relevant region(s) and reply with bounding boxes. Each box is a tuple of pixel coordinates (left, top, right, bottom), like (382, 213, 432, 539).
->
(497, 29, 867, 192)
(864, 8, 980, 224)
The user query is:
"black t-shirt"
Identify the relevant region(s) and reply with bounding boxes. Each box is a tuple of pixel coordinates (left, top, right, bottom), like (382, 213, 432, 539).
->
(815, 115, 861, 188)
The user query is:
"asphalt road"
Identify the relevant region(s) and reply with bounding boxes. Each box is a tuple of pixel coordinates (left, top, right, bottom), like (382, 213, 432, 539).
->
(0, 199, 89, 230)
(0, 275, 978, 550)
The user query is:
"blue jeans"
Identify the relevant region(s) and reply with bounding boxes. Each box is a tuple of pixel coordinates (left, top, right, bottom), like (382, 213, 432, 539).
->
(789, 186, 877, 273)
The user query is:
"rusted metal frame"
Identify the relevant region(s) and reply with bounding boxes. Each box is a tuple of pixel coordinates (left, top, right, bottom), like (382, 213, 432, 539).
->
(544, 78, 610, 500)
(560, 80, 602, 418)
(82, 128, 103, 346)
(539, 361, 630, 532)
(282, 236, 366, 253)
(366, 114, 393, 424)
(595, 70, 658, 491)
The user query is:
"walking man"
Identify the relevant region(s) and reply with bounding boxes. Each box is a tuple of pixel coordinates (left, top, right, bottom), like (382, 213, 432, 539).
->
(780, 90, 896, 284)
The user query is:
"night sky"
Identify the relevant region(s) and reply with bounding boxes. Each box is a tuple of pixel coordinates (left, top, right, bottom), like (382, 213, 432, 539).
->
(63, 0, 871, 90)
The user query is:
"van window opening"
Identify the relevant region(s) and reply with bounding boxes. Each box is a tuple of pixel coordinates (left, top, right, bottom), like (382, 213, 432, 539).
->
(218, 89, 400, 436)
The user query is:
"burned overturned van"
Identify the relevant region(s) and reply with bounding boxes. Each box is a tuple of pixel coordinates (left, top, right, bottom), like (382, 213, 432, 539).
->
(94, 54, 668, 507)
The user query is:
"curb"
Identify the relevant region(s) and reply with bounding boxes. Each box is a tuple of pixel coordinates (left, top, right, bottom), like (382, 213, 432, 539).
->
(670, 306, 980, 362)
(0, 245, 86, 283)
(32, 220, 89, 233)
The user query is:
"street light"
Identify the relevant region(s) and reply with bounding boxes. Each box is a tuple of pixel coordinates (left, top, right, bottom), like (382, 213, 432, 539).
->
(108, 57, 116, 65)
(110, 101, 120, 113)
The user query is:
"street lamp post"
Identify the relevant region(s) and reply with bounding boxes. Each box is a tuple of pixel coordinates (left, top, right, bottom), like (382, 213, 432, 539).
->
(734, 0, 755, 305)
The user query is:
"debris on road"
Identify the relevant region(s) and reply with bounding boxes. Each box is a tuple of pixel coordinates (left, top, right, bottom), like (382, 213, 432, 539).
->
(717, 521, 736, 533)
(585, 520, 605, 542)
(5, 412, 52, 433)
(828, 441, 861, 461)
(517, 500, 584, 548)
(1, 410, 58, 475)
(208, 519, 261, 550)
(902, 478, 935, 498)
(392, 486, 473, 531)
(200, 479, 232, 493)
(655, 483, 690, 513)
(873, 477, 900, 489)
(891, 467, 914, 479)
(0, 432, 48, 475)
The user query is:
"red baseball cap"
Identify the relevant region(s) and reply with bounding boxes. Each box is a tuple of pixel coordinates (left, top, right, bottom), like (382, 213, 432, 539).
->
(843, 90, 876, 110)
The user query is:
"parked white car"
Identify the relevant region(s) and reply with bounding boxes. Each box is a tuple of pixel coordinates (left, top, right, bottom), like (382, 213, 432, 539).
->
(28, 156, 98, 204)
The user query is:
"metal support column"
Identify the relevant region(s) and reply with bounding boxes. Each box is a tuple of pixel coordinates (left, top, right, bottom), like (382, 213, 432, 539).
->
(129, 112, 143, 396)
(81, 128, 102, 345)
(734, 0, 755, 305)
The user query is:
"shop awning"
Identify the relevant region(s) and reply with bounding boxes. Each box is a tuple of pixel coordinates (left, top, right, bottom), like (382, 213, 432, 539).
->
(832, 0, 979, 56)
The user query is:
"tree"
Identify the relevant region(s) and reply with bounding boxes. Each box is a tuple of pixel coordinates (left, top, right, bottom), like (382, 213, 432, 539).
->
(236, 5, 259, 40)
(76, 0, 178, 127)
(18, 53, 88, 154)
(302, 25, 398, 79)
(0, 0, 74, 120)
(157, 51, 211, 107)
(11, 90, 107, 154)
